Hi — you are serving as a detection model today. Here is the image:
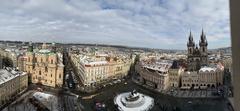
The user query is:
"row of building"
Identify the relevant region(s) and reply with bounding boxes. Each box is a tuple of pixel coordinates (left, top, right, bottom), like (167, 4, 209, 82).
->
(136, 59, 224, 91)
(135, 30, 226, 91)
(69, 50, 133, 87)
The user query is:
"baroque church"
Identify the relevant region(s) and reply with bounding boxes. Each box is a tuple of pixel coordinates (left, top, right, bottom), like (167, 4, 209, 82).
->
(187, 30, 208, 71)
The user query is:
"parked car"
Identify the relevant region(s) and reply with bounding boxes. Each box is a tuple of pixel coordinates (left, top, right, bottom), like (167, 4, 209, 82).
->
(69, 83, 73, 88)
(188, 101, 192, 104)
(117, 79, 121, 83)
(37, 87, 43, 92)
(113, 80, 118, 84)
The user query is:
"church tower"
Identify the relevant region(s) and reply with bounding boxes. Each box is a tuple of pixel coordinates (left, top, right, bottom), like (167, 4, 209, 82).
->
(199, 29, 208, 66)
(187, 31, 197, 71)
(187, 30, 208, 71)
(187, 31, 195, 56)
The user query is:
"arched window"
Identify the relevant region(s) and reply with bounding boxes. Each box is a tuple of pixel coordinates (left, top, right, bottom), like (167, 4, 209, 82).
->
(39, 71, 41, 75)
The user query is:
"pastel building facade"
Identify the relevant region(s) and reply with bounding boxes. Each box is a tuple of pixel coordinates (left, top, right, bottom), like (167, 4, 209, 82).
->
(25, 43, 64, 87)
(70, 53, 132, 87)
(181, 65, 224, 89)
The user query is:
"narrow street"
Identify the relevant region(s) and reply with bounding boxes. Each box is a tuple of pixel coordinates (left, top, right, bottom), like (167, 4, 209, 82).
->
(61, 48, 82, 111)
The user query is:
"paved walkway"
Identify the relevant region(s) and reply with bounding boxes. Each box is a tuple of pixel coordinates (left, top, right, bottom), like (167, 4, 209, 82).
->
(165, 88, 220, 98)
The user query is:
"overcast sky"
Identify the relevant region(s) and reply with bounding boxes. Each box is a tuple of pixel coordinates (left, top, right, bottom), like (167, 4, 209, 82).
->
(0, 0, 230, 49)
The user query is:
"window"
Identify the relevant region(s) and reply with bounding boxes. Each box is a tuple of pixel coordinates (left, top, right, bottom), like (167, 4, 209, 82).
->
(39, 71, 41, 75)
(51, 59, 53, 64)
(59, 74, 61, 79)
(45, 66, 48, 72)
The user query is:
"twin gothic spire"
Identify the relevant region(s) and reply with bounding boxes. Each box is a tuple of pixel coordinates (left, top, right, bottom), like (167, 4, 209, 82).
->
(187, 29, 208, 47)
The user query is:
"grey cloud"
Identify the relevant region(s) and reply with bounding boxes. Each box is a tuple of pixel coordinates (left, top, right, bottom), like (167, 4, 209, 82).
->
(0, 0, 230, 49)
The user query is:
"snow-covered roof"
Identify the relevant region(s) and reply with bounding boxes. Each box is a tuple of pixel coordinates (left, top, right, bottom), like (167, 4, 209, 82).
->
(33, 92, 53, 102)
(142, 60, 173, 73)
(85, 61, 108, 65)
(96, 54, 109, 57)
(38, 49, 51, 54)
(33, 92, 58, 111)
(199, 67, 216, 72)
(0, 68, 27, 85)
(144, 65, 170, 73)
(5, 48, 13, 52)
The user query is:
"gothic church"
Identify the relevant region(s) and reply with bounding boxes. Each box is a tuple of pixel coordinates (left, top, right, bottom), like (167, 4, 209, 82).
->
(187, 30, 208, 71)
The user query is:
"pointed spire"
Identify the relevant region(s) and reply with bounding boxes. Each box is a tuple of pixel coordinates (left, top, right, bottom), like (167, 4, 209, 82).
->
(189, 30, 193, 41)
(201, 28, 205, 41)
(199, 29, 208, 47)
(190, 29, 192, 36)
(187, 29, 196, 47)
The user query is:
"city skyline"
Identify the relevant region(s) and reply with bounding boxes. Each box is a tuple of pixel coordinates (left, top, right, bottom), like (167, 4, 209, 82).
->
(0, 0, 230, 49)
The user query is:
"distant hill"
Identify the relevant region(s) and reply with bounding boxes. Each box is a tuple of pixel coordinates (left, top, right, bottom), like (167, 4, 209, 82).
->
(0, 40, 231, 54)
(209, 47, 232, 54)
